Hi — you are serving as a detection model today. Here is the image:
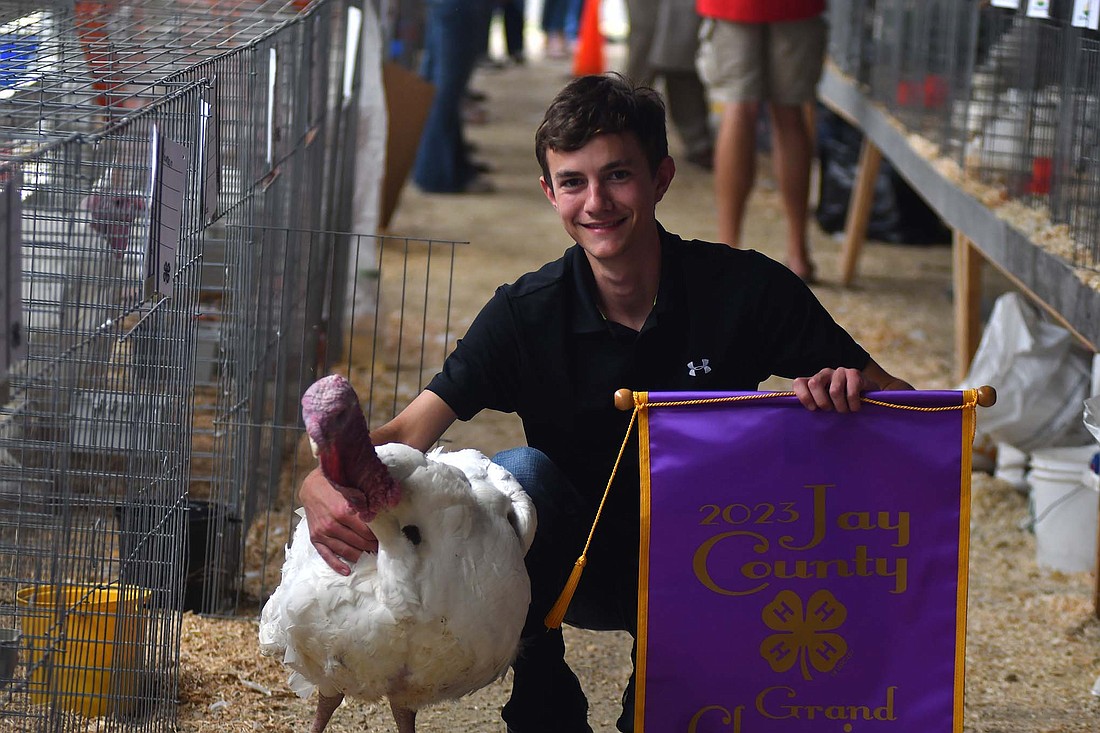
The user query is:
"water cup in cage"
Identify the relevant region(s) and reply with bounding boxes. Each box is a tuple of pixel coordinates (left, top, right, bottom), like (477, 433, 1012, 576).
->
(1028, 156, 1052, 195)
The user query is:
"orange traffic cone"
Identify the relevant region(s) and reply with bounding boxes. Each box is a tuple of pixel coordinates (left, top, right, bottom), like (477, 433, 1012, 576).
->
(572, 0, 604, 77)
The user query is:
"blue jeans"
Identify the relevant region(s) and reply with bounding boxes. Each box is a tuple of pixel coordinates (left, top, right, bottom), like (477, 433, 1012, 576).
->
(542, 0, 582, 38)
(564, 0, 583, 40)
(492, 447, 638, 733)
(412, 0, 485, 192)
(495, 0, 526, 57)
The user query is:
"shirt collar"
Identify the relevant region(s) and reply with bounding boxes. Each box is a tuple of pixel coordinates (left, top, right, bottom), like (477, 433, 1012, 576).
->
(568, 245, 608, 333)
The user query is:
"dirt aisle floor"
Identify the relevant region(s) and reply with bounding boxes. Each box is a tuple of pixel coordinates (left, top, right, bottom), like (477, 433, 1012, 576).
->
(169, 42, 1100, 733)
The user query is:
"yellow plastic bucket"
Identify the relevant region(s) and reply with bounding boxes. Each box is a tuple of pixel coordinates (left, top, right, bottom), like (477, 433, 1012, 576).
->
(16, 584, 151, 717)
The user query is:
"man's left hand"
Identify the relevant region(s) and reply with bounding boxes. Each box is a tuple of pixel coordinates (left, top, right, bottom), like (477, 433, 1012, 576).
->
(792, 366, 879, 413)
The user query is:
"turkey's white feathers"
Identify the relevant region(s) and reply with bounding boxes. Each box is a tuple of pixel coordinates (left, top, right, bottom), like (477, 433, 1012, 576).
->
(259, 444, 535, 712)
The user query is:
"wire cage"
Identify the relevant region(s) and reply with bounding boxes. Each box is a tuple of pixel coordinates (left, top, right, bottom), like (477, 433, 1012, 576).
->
(225, 228, 464, 610)
(1051, 28, 1100, 270)
(959, 3, 1069, 205)
(856, 0, 966, 153)
(828, 0, 1100, 275)
(0, 80, 213, 731)
(0, 0, 402, 728)
(826, 0, 875, 85)
(915, 1, 974, 159)
(865, 0, 905, 115)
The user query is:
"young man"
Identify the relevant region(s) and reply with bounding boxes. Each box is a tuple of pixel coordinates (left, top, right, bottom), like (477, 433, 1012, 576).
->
(299, 73, 911, 732)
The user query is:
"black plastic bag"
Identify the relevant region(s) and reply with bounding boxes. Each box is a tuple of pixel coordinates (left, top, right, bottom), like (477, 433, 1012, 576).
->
(815, 106, 950, 245)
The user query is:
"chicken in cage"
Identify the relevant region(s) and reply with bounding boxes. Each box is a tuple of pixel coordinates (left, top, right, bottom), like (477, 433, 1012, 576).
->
(1056, 34, 1100, 269)
(958, 5, 1069, 202)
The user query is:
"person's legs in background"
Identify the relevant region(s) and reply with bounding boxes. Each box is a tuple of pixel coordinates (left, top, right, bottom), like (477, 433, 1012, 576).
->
(564, 0, 584, 51)
(541, 0, 568, 58)
(714, 99, 759, 248)
(698, 19, 764, 248)
(768, 101, 815, 281)
(413, 0, 490, 193)
(623, 0, 657, 86)
(663, 70, 714, 169)
(503, 0, 526, 62)
(766, 14, 827, 282)
(481, 0, 521, 68)
(629, 0, 712, 170)
(701, 14, 825, 276)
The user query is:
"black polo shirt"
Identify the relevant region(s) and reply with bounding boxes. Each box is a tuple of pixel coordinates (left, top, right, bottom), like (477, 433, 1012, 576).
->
(426, 226, 869, 539)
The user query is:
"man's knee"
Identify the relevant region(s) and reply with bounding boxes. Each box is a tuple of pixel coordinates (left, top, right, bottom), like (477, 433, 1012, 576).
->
(493, 446, 552, 483)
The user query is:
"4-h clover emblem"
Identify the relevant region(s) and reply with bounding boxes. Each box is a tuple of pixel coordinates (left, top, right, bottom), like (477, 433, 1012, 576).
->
(760, 589, 848, 681)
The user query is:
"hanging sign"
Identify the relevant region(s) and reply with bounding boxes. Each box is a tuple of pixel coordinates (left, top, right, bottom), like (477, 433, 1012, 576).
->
(146, 126, 188, 299)
(1026, 0, 1052, 17)
(635, 390, 977, 733)
(1072, 0, 1100, 29)
(199, 81, 221, 225)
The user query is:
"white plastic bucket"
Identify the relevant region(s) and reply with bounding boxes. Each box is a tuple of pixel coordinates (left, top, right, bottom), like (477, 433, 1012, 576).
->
(994, 442, 1029, 492)
(1027, 445, 1099, 573)
(1030, 445, 1097, 472)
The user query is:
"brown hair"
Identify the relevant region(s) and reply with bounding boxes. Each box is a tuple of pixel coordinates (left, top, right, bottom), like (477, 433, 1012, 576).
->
(535, 73, 668, 188)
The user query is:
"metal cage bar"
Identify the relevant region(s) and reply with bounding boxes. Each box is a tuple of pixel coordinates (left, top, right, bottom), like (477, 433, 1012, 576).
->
(829, 0, 1100, 274)
(0, 0, 381, 728)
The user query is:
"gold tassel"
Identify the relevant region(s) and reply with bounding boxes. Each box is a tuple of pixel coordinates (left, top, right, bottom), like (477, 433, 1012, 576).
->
(544, 557, 587, 629)
(544, 399, 640, 630)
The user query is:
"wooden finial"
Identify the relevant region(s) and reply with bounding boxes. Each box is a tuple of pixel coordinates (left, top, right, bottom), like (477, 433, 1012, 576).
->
(614, 389, 634, 411)
(976, 385, 997, 408)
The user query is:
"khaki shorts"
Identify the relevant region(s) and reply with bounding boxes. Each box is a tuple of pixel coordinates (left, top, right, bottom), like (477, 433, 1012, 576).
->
(696, 15, 827, 105)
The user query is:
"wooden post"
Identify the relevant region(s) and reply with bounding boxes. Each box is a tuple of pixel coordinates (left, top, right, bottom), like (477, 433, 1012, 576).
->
(839, 139, 882, 286)
(952, 232, 985, 383)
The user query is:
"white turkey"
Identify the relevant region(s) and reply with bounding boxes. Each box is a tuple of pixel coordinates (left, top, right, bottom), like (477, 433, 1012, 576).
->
(258, 374, 537, 733)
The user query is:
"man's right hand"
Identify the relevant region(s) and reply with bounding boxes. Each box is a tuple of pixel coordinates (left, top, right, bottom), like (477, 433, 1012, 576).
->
(298, 466, 379, 575)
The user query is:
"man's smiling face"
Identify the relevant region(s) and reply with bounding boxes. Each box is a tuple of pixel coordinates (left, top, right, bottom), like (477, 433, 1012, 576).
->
(540, 131, 674, 265)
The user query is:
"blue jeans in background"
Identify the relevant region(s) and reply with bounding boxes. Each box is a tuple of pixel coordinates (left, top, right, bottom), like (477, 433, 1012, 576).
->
(564, 0, 583, 41)
(412, 0, 484, 192)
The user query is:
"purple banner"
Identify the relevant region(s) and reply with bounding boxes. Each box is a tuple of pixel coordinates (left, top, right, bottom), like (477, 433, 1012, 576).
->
(636, 390, 974, 733)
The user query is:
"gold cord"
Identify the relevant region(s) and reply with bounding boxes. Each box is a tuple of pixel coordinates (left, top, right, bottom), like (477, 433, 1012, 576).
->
(544, 404, 640, 628)
(544, 388, 978, 628)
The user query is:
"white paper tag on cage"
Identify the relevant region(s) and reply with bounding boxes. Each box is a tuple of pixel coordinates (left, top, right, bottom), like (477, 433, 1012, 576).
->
(991, 0, 1019, 8)
(1, 168, 26, 381)
(267, 47, 278, 169)
(1026, 0, 1051, 17)
(1072, 0, 1100, 28)
(343, 6, 362, 102)
(199, 86, 221, 225)
(146, 128, 188, 299)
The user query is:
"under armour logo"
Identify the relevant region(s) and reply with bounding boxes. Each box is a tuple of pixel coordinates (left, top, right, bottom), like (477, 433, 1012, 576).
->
(687, 359, 711, 376)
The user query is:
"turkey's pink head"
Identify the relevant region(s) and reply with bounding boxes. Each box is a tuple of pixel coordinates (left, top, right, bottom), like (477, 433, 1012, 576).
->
(85, 192, 147, 259)
(301, 374, 400, 521)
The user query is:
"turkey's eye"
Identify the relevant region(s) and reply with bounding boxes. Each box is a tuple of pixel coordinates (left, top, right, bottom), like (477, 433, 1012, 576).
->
(401, 525, 422, 546)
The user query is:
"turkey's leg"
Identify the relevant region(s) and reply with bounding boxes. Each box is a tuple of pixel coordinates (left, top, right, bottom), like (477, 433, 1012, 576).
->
(391, 702, 416, 733)
(312, 693, 344, 733)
